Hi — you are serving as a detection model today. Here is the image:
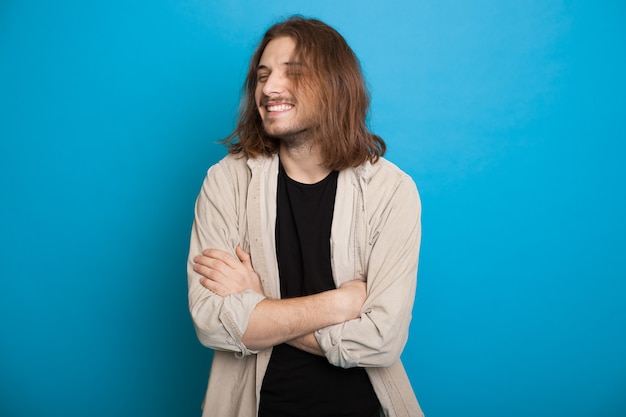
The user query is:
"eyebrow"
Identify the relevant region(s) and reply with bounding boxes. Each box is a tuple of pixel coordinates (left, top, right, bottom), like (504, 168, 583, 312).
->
(256, 61, 306, 72)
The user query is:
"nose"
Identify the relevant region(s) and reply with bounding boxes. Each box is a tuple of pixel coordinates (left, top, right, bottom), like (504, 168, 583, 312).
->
(262, 71, 287, 96)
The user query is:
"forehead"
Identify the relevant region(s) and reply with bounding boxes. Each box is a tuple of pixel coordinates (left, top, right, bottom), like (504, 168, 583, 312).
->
(258, 36, 297, 67)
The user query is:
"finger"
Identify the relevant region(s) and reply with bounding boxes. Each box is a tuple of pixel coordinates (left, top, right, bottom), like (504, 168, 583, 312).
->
(236, 246, 254, 270)
(193, 255, 228, 275)
(193, 254, 214, 268)
(193, 262, 229, 283)
(195, 251, 245, 277)
(199, 277, 228, 297)
(202, 248, 241, 269)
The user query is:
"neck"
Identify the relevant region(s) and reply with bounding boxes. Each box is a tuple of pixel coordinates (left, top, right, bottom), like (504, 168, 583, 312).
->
(279, 142, 331, 184)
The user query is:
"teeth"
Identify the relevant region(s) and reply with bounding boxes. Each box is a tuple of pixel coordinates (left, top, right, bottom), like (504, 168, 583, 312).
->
(267, 104, 292, 112)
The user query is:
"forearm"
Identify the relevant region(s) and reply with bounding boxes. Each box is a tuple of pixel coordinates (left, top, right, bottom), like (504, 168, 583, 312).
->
(286, 333, 324, 356)
(242, 285, 361, 352)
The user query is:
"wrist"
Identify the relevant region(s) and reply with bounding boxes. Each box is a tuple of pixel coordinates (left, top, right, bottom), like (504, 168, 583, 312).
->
(333, 287, 360, 322)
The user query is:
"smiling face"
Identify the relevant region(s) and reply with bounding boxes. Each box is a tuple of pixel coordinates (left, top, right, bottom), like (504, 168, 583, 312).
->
(254, 36, 316, 144)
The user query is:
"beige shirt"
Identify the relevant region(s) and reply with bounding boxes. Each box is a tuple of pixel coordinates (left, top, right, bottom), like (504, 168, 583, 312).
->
(188, 153, 423, 417)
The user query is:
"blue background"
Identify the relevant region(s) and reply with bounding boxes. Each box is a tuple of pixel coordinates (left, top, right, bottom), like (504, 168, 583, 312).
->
(1, 1, 625, 416)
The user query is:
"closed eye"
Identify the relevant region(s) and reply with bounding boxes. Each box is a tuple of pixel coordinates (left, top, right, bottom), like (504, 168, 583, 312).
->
(286, 62, 306, 78)
(256, 64, 270, 82)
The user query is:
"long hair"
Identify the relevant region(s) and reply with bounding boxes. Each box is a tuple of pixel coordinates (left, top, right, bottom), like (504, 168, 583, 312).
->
(223, 16, 386, 170)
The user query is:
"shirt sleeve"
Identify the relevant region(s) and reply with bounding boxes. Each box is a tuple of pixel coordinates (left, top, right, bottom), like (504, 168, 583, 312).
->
(315, 174, 421, 368)
(187, 159, 265, 357)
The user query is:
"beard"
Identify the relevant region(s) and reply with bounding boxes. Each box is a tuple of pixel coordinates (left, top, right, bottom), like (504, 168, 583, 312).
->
(265, 125, 313, 149)
(261, 113, 317, 150)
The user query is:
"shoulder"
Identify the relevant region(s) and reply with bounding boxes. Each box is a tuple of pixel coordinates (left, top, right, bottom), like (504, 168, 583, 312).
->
(353, 158, 421, 226)
(369, 157, 413, 180)
(358, 157, 419, 199)
(208, 152, 277, 177)
(209, 153, 249, 175)
(198, 154, 250, 205)
(204, 153, 279, 195)
(204, 153, 252, 186)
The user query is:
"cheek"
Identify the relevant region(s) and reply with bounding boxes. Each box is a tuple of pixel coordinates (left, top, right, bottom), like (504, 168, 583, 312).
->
(254, 87, 263, 108)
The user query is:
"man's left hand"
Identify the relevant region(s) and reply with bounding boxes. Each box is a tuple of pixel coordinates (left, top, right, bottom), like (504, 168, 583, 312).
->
(193, 246, 265, 297)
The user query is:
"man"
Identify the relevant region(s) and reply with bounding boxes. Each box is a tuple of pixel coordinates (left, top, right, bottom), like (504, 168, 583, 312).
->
(188, 16, 423, 417)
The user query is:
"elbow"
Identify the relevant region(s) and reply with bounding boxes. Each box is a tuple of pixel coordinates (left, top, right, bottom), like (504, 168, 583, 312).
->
(188, 299, 226, 350)
(188, 296, 258, 356)
(362, 338, 405, 368)
(191, 314, 244, 354)
(189, 309, 219, 349)
(196, 329, 216, 349)
(373, 345, 404, 368)
(362, 327, 409, 368)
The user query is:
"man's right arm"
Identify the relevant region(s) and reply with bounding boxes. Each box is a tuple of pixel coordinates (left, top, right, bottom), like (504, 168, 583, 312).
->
(241, 281, 365, 351)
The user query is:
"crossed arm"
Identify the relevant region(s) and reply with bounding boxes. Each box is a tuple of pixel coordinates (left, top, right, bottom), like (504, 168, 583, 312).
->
(192, 246, 367, 355)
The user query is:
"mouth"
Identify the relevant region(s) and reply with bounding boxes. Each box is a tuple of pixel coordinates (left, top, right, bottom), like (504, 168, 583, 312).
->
(266, 103, 294, 112)
(260, 98, 295, 115)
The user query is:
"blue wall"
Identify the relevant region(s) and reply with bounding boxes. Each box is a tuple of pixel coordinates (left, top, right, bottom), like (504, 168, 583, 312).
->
(1, 1, 625, 416)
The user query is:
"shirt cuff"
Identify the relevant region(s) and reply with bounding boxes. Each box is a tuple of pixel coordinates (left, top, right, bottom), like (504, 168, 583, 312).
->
(315, 324, 360, 368)
(219, 290, 266, 357)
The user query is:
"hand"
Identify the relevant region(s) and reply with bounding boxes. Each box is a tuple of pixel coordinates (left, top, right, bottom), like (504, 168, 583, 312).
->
(193, 246, 265, 297)
(336, 280, 367, 321)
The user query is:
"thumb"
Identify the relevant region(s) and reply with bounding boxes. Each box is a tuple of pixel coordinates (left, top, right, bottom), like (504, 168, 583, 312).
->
(236, 245, 254, 269)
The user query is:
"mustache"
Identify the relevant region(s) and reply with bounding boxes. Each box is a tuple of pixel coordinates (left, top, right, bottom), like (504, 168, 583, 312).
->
(259, 95, 296, 106)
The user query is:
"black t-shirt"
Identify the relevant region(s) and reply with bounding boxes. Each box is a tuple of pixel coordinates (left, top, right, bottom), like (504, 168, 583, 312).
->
(258, 162, 380, 417)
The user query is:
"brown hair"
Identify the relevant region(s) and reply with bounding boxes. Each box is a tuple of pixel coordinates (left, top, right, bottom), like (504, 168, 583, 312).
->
(223, 16, 386, 170)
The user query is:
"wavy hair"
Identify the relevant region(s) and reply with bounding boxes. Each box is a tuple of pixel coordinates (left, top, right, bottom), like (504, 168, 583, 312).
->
(223, 16, 386, 170)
